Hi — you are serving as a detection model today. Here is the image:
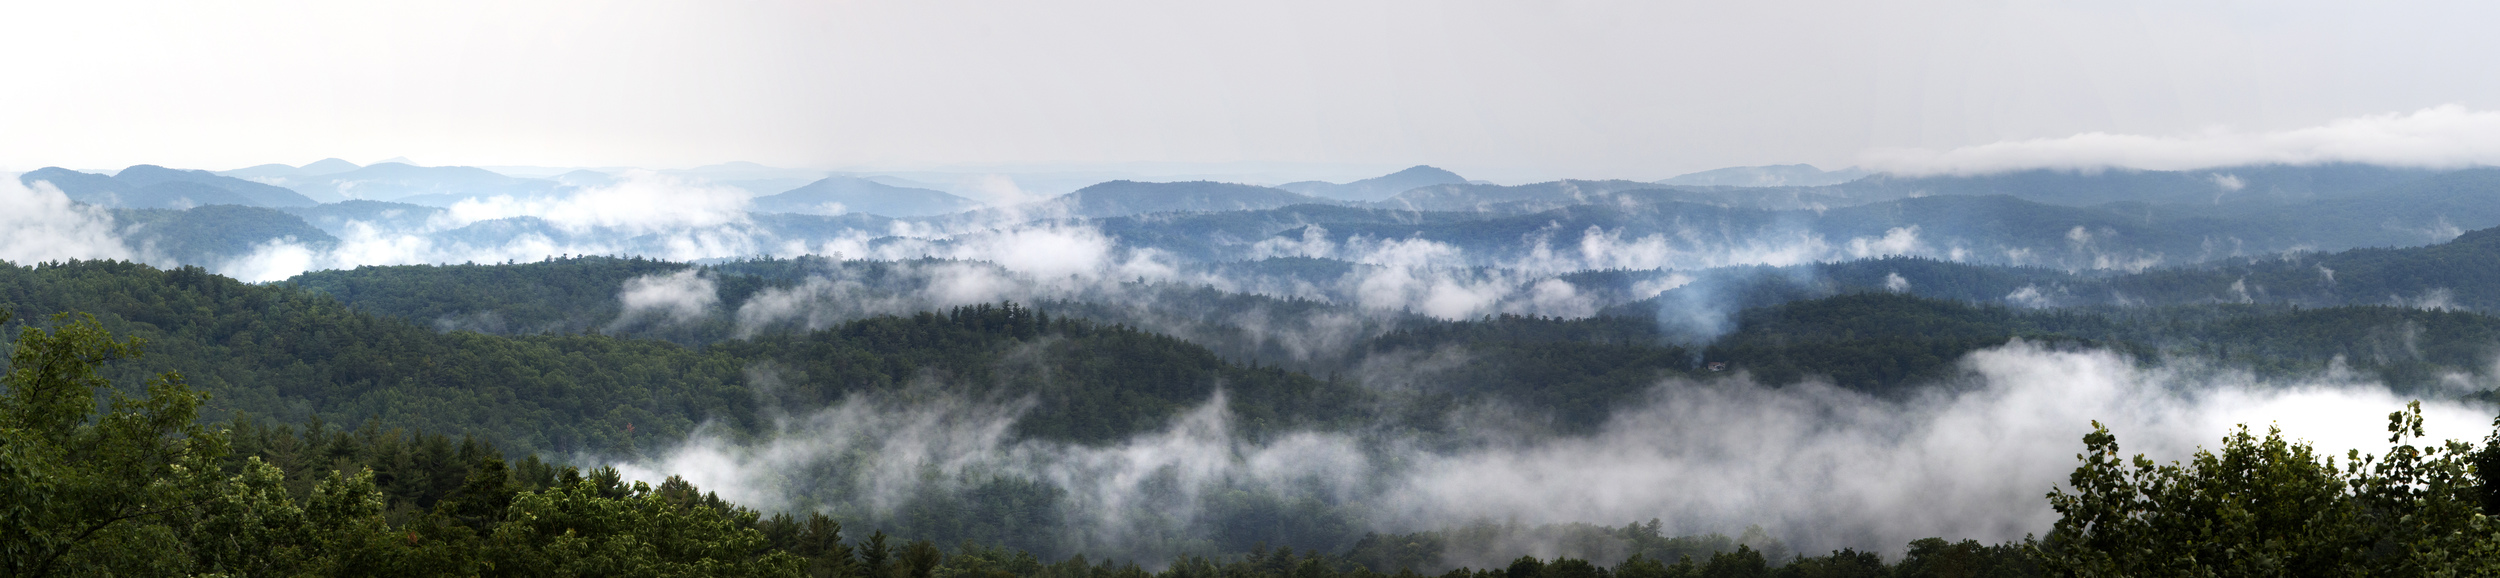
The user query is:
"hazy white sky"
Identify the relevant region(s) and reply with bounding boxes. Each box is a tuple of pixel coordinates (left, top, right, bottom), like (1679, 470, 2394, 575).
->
(4, 1, 2497, 181)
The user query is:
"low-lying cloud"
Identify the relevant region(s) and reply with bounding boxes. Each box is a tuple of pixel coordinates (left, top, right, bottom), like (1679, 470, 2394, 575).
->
(613, 269, 720, 327)
(447, 171, 753, 234)
(615, 341, 2494, 564)
(216, 173, 782, 282)
(0, 176, 137, 264)
(1865, 105, 2500, 176)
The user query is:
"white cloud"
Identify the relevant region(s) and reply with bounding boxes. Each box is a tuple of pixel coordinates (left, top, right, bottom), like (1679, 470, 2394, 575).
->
(614, 269, 720, 326)
(448, 171, 752, 234)
(2005, 285, 2053, 308)
(1845, 226, 1923, 259)
(0, 176, 138, 264)
(618, 342, 2493, 561)
(1864, 106, 2500, 176)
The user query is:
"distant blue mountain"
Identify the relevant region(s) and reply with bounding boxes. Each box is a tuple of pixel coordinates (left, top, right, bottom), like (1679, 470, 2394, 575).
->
(215, 158, 363, 182)
(115, 165, 320, 207)
(287, 163, 560, 206)
(1837, 163, 2439, 207)
(299, 158, 362, 175)
(1378, 179, 1702, 212)
(1659, 164, 1869, 187)
(1047, 180, 1331, 217)
(1277, 165, 1468, 202)
(663, 161, 826, 196)
(19, 167, 131, 202)
(125, 181, 262, 208)
(109, 205, 339, 265)
(282, 200, 448, 236)
(18, 165, 317, 208)
(750, 176, 984, 217)
(218, 163, 309, 180)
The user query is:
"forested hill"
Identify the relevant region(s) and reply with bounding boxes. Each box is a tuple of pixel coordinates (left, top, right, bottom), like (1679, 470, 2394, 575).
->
(1602, 222, 2500, 326)
(13, 258, 2500, 574)
(17, 257, 2500, 452)
(0, 260, 1369, 454)
(2102, 222, 2500, 309)
(278, 255, 2500, 420)
(285, 256, 715, 335)
(1703, 292, 2500, 394)
(1373, 291, 2500, 399)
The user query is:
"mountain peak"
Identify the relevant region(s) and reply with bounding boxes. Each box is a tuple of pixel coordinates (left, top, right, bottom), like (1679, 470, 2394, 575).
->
(115, 164, 177, 178)
(300, 158, 361, 175)
(1057, 180, 1324, 217)
(1276, 165, 1469, 202)
(1383, 165, 1463, 182)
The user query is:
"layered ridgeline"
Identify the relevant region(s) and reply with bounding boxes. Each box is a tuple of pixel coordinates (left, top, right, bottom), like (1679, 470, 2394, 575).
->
(0, 260, 1370, 454)
(21, 164, 320, 209)
(16, 159, 2500, 574)
(750, 176, 984, 217)
(21, 162, 2500, 282)
(270, 216, 2500, 393)
(12, 261, 2500, 575)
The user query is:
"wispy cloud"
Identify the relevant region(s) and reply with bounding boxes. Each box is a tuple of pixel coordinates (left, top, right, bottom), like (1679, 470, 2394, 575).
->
(0, 176, 137, 264)
(1864, 105, 2500, 176)
(616, 341, 2494, 561)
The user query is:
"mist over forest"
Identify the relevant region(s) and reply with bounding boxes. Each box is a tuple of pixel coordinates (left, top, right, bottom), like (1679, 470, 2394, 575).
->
(10, 154, 2500, 576)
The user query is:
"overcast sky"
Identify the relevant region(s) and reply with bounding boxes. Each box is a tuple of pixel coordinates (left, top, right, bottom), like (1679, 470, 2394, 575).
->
(5, 1, 2498, 182)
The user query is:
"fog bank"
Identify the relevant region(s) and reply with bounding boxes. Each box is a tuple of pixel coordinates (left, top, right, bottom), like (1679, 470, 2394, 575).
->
(615, 341, 2493, 563)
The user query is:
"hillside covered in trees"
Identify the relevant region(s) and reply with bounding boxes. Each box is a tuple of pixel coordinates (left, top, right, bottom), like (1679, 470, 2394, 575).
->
(12, 160, 2500, 578)
(10, 306, 2500, 575)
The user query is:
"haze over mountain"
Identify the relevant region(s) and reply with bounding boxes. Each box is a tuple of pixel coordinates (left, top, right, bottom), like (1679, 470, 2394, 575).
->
(19, 158, 2500, 286)
(1037, 179, 1332, 217)
(749, 176, 984, 217)
(16, 3, 2500, 574)
(216, 157, 366, 181)
(282, 162, 564, 206)
(660, 161, 829, 197)
(1834, 163, 2443, 207)
(1657, 164, 1869, 187)
(1277, 165, 1469, 202)
(14, 153, 2500, 574)
(18, 164, 319, 209)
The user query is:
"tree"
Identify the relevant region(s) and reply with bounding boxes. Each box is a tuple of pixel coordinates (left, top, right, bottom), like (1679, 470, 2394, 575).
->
(0, 311, 230, 576)
(1506, 555, 1546, 578)
(482, 477, 804, 577)
(1697, 546, 1765, 578)
(2036, 404, 2500, 576)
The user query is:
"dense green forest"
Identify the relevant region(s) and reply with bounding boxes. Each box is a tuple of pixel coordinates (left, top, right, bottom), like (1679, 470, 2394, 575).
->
(24, 150, 2500, 576)
(0, 260, 1377, 456)
(23, 257, 2500, 453)
(111, 205, 340, 265)
(9, 242, 2500, 575)
(9, 309, 2500, 575)
(8, 208, 2500, 576)
(277, 220, 2500, 387)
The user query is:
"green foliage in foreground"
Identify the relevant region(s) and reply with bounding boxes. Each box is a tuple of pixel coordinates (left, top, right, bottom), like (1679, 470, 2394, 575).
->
(2036, 403, 2500, 575)
(0, 310, 226, 576)
(11, 307, 2500, 577)
(0, 310, 804, 576)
